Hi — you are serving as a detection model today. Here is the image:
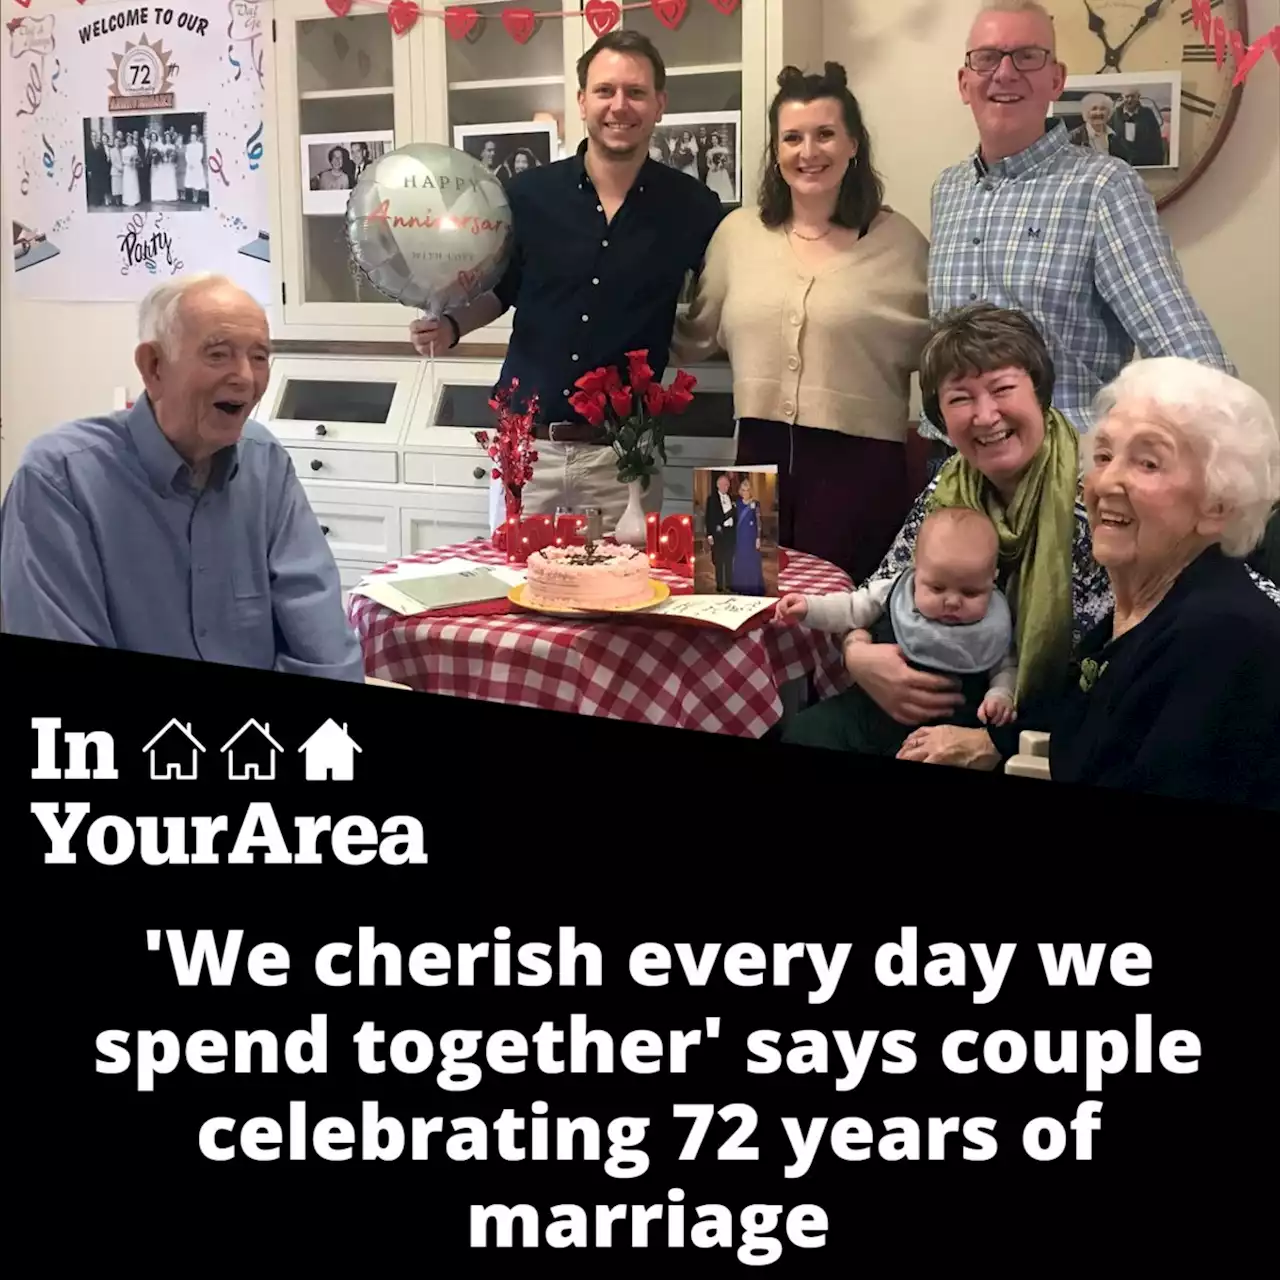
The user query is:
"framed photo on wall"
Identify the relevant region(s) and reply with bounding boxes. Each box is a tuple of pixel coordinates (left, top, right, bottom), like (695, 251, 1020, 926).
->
(300, 131, 394, 216)
(452, 121, 557, 188)
(1050, 72, 1181, 171)
(650, 111, 742, 205)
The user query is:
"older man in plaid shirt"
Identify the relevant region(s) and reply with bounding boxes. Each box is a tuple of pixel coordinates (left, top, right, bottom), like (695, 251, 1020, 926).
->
(920, 0, 1232, 447)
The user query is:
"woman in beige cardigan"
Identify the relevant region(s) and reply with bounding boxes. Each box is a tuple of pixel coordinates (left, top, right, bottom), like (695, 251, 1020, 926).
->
(675, 63, 930, 582)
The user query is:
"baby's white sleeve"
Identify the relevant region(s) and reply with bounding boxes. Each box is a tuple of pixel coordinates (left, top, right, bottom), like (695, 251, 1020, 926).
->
(802, 577, 893, 635)
(987, 647, 1018, 701)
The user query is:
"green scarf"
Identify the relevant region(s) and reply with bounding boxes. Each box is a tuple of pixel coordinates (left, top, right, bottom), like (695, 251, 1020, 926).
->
(927, 406, 1079, 705)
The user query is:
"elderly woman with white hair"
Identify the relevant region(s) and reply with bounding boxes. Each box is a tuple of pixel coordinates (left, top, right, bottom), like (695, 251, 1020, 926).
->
(1045, 357, 1280, 809)
(1069, 93, 1130, 162)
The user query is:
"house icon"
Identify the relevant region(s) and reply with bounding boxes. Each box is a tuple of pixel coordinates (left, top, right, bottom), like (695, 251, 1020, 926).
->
(298, 719, 362, 781)
(141, 719, 206, 781)
(220, 720, 284, 781)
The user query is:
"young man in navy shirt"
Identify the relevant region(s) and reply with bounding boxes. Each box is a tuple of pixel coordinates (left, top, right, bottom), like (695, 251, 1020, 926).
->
(410, 31, 723, 530)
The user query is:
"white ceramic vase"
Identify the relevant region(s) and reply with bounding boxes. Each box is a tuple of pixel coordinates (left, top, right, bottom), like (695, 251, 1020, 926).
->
(613, 480, 648, 547)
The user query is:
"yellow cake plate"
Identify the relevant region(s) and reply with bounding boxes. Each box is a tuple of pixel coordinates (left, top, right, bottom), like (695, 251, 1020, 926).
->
(507, 579, 671, 619)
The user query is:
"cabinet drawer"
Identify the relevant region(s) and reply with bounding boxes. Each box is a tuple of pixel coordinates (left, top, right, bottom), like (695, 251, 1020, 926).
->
(288, 447, 398, 485)
(307, 500, 397, 562)
(401, 491, 490, 555)
(403, 451, 488, 489)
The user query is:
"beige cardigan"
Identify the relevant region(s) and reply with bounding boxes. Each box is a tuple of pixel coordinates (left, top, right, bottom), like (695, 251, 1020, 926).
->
(673, 206, 931, 444)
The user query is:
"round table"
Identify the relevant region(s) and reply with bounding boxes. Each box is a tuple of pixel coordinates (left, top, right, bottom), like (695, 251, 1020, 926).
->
(348, 539, 853, 738)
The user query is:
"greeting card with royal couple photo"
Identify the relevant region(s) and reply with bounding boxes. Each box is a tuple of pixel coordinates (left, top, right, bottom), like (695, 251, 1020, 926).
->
(693, 467, 779, 597)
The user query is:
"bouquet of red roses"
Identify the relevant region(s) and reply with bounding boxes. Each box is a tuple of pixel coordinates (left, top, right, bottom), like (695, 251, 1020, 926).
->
(568, 349, 696, 490)
(473, 378, 540, 522)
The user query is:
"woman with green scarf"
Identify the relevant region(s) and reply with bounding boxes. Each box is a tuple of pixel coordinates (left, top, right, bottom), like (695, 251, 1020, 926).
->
(784, 303, 1104, 767)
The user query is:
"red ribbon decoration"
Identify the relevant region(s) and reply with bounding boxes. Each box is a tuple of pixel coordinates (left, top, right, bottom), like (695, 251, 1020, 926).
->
(704, 0, 739, 15)
(1191, 0, 1212, 44)
(444, 4, 478, 40)
(650, 0, 687, 31)
(325, 0, 353, 16)
(584, 0, 620, 38)
(502, 7, 536, 44)
(1233, 25, 1280, 86)
(387, 0, 419, 36)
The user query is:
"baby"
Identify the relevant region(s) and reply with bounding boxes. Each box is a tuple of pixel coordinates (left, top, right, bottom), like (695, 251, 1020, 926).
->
(777, 507, 1017, 750)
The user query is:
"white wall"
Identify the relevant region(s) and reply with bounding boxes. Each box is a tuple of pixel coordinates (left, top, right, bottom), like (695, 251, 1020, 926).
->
(3, 0, 1278, 494)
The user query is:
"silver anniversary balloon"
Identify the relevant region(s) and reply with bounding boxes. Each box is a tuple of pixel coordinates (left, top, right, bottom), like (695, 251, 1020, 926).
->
(345, 143, 514, 316)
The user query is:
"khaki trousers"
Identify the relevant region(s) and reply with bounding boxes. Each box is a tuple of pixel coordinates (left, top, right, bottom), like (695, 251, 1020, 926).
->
(520, 441, 664, 533)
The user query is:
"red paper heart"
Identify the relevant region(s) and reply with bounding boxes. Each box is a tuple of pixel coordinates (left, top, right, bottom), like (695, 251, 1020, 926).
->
(444, 5, 478, 41)
(584, 0, 620, 38)
(705, 0, 739, 14)
(650, 0, 686, 30)
(13, 1, 32, 9)
(501, 7, 535, 44)
(325, 0, 352, 15)
(387, 0, 419, 37)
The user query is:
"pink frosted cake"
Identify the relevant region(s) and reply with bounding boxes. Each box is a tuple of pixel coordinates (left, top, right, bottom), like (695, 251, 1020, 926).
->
(525, 543, 652, 610)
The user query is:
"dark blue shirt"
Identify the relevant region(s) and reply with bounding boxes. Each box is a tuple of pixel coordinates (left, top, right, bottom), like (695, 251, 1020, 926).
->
(0, 397, 366, 681)
(493, 140, 724, 423)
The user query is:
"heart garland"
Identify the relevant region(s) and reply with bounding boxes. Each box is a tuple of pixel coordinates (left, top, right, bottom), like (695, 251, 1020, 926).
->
(501, 7, 535, 44)
(650, 0, 687, 31)
(325, 0, 352, 17)
(358, 0, 741, 44)
(584, 0, 620, 38)
(387, 0, 419, 37)
(443, 4, 478, 41)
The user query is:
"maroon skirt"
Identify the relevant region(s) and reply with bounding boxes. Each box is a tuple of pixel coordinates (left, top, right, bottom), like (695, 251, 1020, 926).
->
(736, 418, 919, 585)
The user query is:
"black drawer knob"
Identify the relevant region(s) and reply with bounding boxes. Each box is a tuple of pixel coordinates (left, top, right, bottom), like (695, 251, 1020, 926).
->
(320, 525, 330, 536)
(310, 459, 323, 471)
(315, 424, 327, 437)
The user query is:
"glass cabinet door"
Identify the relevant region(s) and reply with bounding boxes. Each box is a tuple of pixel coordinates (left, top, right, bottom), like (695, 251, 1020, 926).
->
(273, 1, 420, 327)
(619, 0, 750, 211)
(421, 1, 582, 165)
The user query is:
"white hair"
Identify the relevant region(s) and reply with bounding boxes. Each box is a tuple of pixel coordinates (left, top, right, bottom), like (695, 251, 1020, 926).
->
(972, 0, 1057, 51)
(1080, 92, 1115, 115)
(1088, 358, 1280, 558)
(137, 272, 240, 356)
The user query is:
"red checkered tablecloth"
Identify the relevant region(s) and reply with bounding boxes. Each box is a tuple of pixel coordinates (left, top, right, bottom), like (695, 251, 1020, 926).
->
(348, 539, 854, 737)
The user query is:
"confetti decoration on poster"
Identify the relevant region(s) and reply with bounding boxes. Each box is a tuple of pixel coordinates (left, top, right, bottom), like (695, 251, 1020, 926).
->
(6, 1, 269, 301)
(245, 121, 263, 171)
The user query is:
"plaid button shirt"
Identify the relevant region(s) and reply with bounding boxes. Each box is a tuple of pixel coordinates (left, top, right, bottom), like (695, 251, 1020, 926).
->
(921, 121, 1233, 440)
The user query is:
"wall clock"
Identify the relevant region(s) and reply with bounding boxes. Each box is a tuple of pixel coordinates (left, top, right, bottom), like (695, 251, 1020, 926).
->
(1041, 1, 1249, 208)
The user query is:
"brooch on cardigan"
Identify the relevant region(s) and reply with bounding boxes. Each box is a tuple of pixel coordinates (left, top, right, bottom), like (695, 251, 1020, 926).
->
(1079, 658, 1109, 693)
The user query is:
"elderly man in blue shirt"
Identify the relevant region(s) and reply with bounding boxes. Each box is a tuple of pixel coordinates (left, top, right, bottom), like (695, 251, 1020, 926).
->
(0, 272, 366, 681)
(921, 0, 1232, 449)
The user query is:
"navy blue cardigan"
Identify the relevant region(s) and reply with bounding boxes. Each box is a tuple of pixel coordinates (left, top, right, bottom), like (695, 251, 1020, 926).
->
(1047, 546, 1280, 811)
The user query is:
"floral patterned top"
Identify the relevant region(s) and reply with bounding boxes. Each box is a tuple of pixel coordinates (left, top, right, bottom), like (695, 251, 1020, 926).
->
(865, 477, 1280, 657)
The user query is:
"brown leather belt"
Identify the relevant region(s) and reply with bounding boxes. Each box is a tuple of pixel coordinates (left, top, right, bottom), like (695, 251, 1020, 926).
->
(533, 421, 610, 445)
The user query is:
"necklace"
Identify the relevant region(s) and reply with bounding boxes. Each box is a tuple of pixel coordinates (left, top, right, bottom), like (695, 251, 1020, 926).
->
(788, 223, 833, 242)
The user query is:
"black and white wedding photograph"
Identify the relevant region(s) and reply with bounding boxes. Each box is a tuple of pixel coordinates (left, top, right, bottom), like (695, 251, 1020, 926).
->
(453, 121, 557, 188)
(300, 131, 393, 215)
(649, 111, 741, 204)
(82, 112, 209, 214)
(1051, 72, 1180, 169)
